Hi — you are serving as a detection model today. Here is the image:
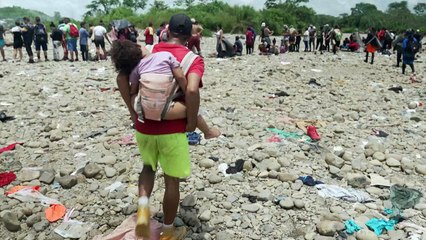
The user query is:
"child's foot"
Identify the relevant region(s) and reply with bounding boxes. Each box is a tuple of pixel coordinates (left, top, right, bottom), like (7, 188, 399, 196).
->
(160, 226, 187, 240)
(204, 128, 221, 139)
(135, 197, 151, 238)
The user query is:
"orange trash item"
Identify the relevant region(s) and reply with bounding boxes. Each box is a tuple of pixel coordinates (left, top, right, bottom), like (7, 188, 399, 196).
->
(45, 204, 67, 222)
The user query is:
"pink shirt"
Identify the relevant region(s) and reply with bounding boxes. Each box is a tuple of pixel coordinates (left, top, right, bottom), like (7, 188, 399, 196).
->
(129, 51, 180, 85)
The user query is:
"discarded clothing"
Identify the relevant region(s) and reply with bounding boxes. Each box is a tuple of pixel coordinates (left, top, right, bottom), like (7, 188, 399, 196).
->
(390, 185, 423, 214)
(0, 142, 23, 154)
(384, 208, 393, 215)
(365, 218, 398, 236)
(345, 219, 362, 234)
(187, 132, 201, 145)
(273, 91, 290, 97)
(5, 185, 40, 195)
(0, 111, 15, 122)
(7, 187, 60, 206)
(372, 129, 389, 138)
(218, 163, 230, 177)
(316, 184, 374, 203)
(267, 135, 282, 142)
(242, 194, 257, 203)
(267, 128, 310, 142)
(388, 86, 403, 93)
(226, 159, 245, 174)
(298, 176, 323, 186)
(93, 214, 162, 240)
(0, 171, 16, 187)
(55, 220, 95, 239)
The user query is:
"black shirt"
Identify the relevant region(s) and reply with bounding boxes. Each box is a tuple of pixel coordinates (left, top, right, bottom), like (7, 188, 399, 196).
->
(51, 29, 63, 41)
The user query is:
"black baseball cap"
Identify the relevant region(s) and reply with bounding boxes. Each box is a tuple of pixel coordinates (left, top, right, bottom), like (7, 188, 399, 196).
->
(169, 14, 192, 36)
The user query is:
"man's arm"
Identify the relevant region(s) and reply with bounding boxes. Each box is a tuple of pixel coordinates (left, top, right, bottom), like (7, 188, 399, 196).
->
(104, 33, 111, 44)
(185, 73, 200, 132)
(116, 72, 137, 123)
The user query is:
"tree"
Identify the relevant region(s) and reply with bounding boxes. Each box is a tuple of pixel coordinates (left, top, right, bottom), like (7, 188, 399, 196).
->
(264, 0, 278, 9)
(85, 0, 120, 16)
(285, 0, 308, 6)
(151, 0, 168, 11)
(350, 3, 378, 16)
(174, 0, 196, 8)
(53, 11, 61, 21)
(387, 1, 410, 14)
(413, 3, 426, 15)
(122, 0, 148, 11)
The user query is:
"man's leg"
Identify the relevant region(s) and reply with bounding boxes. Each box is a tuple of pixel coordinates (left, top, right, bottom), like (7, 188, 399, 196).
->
(402, 63, 406, 74)
(409, 63, 415, 73)
(0, 45, 5, 60)
(163, 175, 180, 225)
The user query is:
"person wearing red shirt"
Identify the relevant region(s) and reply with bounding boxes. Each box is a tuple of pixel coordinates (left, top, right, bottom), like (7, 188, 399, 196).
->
(116, 14, 203, 239)
(144, 22, 154, 45)
(246, 27, 254, 54)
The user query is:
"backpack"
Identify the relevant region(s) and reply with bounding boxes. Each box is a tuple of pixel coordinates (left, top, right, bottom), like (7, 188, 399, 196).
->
(406, 39, 420, 53)
(133, 51, 198, 121)
(69, 24, 79, 38)
(35, 24, 46, 42)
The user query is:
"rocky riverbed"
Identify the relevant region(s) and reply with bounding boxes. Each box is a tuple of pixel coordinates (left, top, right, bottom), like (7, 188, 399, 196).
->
(1, 36, 426, 240)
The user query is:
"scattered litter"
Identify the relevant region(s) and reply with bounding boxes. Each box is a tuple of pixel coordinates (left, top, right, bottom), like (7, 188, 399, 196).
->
(316, 184, 374, 203)
(267, 128, 311, 142)
(345, 219, 362, 234)
(218, 163, 231, 177)
(45, 204, 67, 222)
(54, 220, 94, 239)
(0, 102, 13, 106)
(390, 185, 423, 215)
(242, 194, 257, 203)
(307, 125, 320, 141)
(105, 181, 123, 193)
(280, 61, 291, 65)
(93, 214, 162, 240)
(388, 86, 403, 93)
(273, 195, 286, 205)
(0, 142, 23, 154)
(0, 171, 16, 187)
(298, 176, 323, 186)
(308, 78, 322, 87)
(369, 174, 391, 187)
(310, 69, 323, 73)
(365, 218, 398, 236)
(113, 134, 135, 145)
(0, 111, 15, 122)
(371, 128, 389, 138)
(209, 156, 219, 162)
(267, 136, 282, 142)
(187, 132, 201, 145)
(7, 187, 60, 206)
(226, 159, 245, 174)
(383, 208, 393, 215)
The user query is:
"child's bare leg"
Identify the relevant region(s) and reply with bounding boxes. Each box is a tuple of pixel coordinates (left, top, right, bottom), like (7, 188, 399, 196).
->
(164, 102, 187, 120)
(197, 115, 221, 139)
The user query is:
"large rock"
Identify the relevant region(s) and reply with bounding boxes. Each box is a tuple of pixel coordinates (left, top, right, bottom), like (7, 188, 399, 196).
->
(39, 171, 55, 184)
(199, 159, 215, 169)
(346, 173, 370, 188)
(277, 173, 298, 182)
(415, 165, 426, 175)
(355, 229, 378, 240)
(19, 170, 40, 182)
(58, 175, 78, 189)
(83, 163, 101, 178)
(2, 212, 21, 232)
(324, 153, 344, 168)
(181, 195, 197, 207)
(316, 220, 344, 236)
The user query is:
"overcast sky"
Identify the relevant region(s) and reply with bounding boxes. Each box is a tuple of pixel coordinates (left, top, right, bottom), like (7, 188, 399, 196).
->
(0, 0, 420, 20)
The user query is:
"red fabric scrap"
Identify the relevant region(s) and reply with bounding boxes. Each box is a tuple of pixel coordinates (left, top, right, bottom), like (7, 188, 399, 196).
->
(0, 142, 24, 154)
(0, 172, 17, 187)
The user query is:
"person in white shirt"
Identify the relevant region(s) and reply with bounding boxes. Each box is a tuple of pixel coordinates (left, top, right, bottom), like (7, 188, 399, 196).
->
(303, 28, 309, 52)
(92, 23, 111, 60)
(11, 21, 24, 61)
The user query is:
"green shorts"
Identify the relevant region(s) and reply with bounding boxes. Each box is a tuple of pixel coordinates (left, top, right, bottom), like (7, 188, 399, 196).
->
(135, 132, 190, 178)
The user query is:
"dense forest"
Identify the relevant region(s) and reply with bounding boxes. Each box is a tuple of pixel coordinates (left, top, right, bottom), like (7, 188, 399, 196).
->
(1, 1, 425, 35)
(0, 6, 60, 26)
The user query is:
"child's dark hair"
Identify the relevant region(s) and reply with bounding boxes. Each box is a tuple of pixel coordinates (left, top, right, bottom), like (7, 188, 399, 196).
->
(110, 40, 143, 75)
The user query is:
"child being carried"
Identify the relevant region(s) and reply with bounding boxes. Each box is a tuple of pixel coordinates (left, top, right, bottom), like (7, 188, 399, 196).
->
(111, 40, 220, 139)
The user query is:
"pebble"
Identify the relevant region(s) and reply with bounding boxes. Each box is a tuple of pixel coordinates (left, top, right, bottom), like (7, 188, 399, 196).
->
(355, 229, 378, 240)
(279, 198, 294, 209)
(386, 158, 401, 167)
(199, 159, 215, 168)
(181, 195, 197, 207)
(199, 210, 212, 221)
(39, 171, 55, 184)
(277, 173, 298, 182)
(415, 165, 426, 175)
(241, 203, 260, 213)
(346, 173, 370, 188)
(19, 170, 40, 182)
(316, 220, 344, 236)
(208, 174, 222, 184)
(104, 166, 117, 178)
